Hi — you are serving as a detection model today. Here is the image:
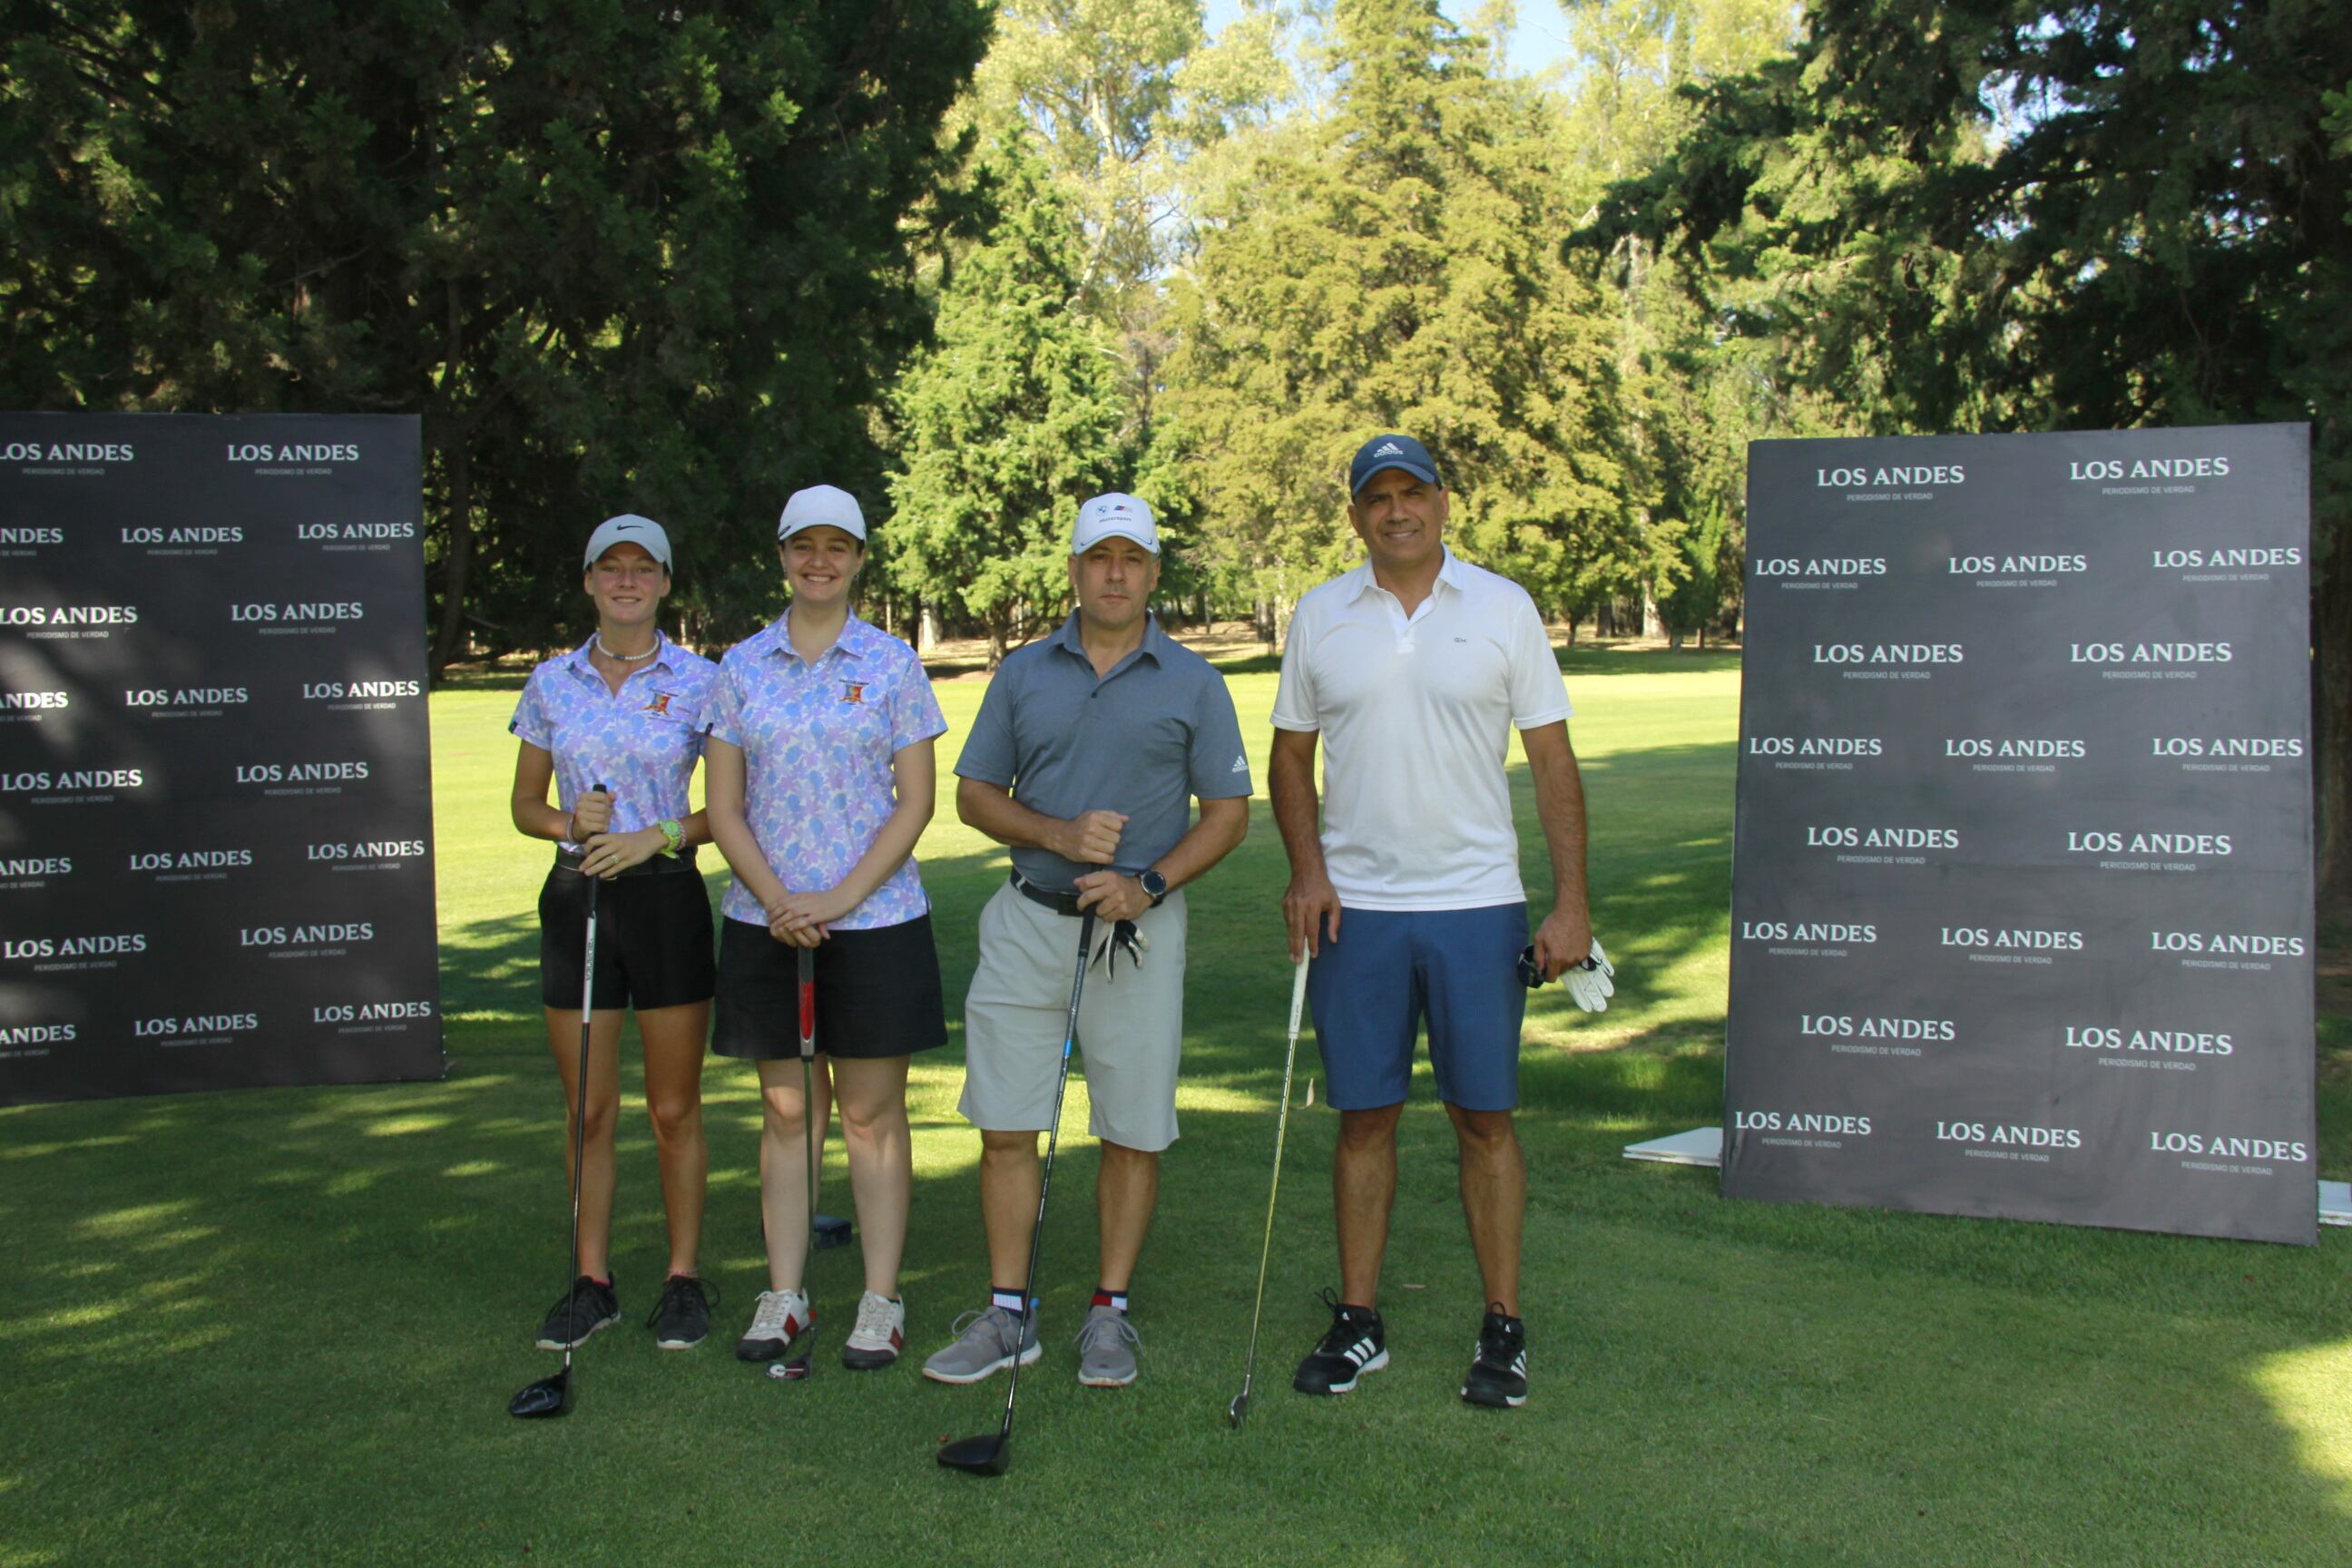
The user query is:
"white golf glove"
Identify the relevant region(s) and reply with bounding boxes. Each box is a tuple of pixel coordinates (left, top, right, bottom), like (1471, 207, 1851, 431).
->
(1089, 919, 1149, 980)
(1562, 938, 1614, 1013)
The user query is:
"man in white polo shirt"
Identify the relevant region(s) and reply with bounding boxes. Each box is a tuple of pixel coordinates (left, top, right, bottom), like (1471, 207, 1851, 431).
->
(1270, 433, 1599, 1411)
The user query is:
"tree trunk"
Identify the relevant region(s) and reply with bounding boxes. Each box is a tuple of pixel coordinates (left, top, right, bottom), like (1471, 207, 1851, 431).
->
(1643, 592, 1666, 640)
(987, 610, 1008, 671)
(919, 601, 941, 652)
(2318, 568, 2352, 916)
(429, 418, 472, 679)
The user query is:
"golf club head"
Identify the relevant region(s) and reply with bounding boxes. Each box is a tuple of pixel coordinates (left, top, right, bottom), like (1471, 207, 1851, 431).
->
(508, 1367, 572, 1419)
(1227, 1389, 1249, 1430)
(936, 1433, 1010, 1475)
(767, 1354, 812, 1382)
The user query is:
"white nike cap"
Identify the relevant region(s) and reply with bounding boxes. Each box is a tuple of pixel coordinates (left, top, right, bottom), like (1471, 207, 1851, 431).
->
(583, 514, 672, 570)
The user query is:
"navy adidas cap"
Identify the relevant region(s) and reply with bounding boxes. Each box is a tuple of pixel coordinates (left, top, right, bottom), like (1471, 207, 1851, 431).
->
(1348, 433, 1441, 495)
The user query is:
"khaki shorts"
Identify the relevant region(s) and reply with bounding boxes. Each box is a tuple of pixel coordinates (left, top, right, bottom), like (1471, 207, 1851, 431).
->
(959, 882, 1188, 1152)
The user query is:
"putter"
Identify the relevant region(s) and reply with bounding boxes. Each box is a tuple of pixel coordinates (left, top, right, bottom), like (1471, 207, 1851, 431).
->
(769, 945, 821, 1383)
(938, 909, 1098, 1476)
(510, 787, 608, 1419)
(1227, 953, 1310, 1430)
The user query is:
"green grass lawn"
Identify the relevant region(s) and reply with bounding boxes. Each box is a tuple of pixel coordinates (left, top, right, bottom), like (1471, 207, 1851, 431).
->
(4, 646, 2350, 1566)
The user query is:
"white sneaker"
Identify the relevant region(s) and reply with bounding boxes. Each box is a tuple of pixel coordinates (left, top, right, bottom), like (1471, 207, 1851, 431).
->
(841, 1289, 906, 1370)
(734, 1287, 810, 1363)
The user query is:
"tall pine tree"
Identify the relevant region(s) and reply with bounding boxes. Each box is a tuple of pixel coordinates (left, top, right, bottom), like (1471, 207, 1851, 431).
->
(885, 134, 1131, 665)
(1163, 0, 1629, 639)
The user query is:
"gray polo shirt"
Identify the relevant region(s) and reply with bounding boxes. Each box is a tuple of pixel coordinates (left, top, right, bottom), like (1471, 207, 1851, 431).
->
(956, 612, 1252, 893)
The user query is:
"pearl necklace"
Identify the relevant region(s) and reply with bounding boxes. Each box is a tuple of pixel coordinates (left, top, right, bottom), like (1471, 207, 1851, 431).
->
(594, 633, 659, 663)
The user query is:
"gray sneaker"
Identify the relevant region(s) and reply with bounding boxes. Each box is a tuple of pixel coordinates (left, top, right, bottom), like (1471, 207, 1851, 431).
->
(1075, 1303, 1140, 1387)
(921, 1304, 1041, 1385)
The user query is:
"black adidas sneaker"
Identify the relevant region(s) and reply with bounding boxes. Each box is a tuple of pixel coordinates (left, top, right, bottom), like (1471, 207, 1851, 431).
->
(1293, 1289, 1387, 1395)
(1460, 1306, 1527, 1408)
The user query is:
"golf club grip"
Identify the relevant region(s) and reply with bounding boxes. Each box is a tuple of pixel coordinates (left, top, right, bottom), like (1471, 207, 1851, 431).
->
(576, 779, 608, 1016)
(797, 946, 815, 1057)
(1286, 953, 1308, 1034)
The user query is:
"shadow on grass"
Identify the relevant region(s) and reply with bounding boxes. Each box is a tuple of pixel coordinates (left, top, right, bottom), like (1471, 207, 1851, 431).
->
(8, 714, 2352, 1563)
(5, 942, 2350, 1564)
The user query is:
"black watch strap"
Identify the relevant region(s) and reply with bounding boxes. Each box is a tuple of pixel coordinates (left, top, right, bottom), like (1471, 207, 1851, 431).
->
(1139, 868, 1169, 906)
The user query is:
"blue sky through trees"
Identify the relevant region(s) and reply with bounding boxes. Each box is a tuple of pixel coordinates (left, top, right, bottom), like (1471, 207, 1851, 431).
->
(1203, 0, 1575, 77)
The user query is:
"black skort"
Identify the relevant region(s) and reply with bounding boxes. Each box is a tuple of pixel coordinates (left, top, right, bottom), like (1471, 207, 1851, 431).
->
(538, 855, 717, 1012)
(713, 914, 947, 1062)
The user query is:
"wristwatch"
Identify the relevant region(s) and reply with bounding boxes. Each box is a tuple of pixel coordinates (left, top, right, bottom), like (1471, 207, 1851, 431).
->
(656, 818, 685, 858)
(1138, 868, 1169, 907)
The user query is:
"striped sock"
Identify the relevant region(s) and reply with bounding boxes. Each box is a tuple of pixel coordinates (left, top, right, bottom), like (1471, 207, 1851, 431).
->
(1092, 1287, 1129, 1314)
(991, 1286, 1026, 1318)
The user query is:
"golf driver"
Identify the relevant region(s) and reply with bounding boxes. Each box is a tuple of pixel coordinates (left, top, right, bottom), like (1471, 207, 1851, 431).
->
(768, 945, 821, 1383)
(1227, 953, 1310, 1430)
(937, 909, 1097, 1476)
(510, 785, 608, 1419)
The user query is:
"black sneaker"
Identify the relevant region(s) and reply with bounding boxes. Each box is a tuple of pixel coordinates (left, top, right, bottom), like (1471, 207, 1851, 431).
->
(1293, 1288, 1387, 1395)
(1460, 1307, 1527, 1408)
(648, 1274, 716, 1349)
(534, 1275, 621, 1350)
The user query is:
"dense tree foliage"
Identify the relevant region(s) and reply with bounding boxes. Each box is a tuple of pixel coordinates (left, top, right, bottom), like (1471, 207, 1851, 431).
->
(1163, 0, 1633, 637)
(1583, 0, 2352, 898)
(0, 0, 990, 662)
(885, 135, 1130, 665)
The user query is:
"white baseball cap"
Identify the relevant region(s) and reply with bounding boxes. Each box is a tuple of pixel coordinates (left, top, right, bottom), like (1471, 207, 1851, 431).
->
(1072, 492, 1159, 555)
(778, 485, 867, 543)
(583, 514, 672, 570)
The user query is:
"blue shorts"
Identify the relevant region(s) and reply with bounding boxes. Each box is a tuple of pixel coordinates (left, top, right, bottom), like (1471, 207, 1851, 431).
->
(1307, 903, 1528, 1112)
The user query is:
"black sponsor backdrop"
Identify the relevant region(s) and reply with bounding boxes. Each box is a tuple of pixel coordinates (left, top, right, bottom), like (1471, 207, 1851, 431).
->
(1724, 426, 2316, 1243)
(0, 414, 442, 1104)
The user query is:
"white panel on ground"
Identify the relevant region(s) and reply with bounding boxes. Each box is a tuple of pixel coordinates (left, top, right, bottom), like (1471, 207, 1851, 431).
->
(1622, 1127, 1722, 1168)
(2320, 1181, 2350, 1227)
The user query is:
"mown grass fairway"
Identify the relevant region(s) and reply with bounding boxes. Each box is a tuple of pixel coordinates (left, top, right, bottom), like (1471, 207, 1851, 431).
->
(3, 647, 2348, 1566)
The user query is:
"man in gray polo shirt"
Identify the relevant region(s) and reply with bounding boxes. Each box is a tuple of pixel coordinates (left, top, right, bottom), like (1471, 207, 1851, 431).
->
(923, 491, 1250, 1391)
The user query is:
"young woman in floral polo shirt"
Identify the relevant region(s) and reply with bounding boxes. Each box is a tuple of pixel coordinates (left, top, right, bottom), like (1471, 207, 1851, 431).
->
(704, 485, 948, 1372)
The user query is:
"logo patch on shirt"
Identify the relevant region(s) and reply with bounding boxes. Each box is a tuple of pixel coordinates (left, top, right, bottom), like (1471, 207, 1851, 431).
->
(642, 691, 675, 717)
(1231, 753, 1248, 774)
(841, 681, 867, 705)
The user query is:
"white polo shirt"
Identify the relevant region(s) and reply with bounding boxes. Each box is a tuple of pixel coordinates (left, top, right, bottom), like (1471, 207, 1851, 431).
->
(1271, 547, 1572, 911)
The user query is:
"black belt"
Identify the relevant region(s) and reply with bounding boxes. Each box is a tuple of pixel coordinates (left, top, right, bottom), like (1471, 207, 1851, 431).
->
(1011, 870, 1086, 916)
(556, 847, 696, 878)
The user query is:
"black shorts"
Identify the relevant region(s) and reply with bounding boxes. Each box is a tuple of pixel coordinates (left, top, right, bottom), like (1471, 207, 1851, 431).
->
(538, 857, 717, 1012)
(713, 914, 947, 1062)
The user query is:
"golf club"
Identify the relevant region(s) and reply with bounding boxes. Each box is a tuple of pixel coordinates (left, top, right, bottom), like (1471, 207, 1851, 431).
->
(769, 945, 820, 1382)
(1227, 953, 1310, 1430)
(510, 784, 608, 1419)
(937, 909, 1097, 1476)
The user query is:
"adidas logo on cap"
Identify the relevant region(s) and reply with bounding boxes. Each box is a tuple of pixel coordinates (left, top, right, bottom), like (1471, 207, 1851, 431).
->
(1375, 442, 1403, 456)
